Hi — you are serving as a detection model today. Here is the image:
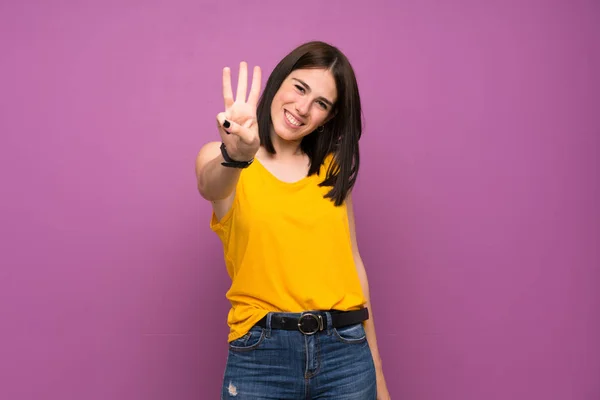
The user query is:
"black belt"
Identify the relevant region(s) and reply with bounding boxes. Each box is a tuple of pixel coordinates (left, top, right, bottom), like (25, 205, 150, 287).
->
(256, 308, 369, 335)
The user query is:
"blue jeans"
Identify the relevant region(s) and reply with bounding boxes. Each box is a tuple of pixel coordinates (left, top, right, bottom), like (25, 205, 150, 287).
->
(221, 311, 377, 399)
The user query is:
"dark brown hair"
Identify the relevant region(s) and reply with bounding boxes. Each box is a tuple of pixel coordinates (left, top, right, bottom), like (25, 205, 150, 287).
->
(256, 41, 363, 206)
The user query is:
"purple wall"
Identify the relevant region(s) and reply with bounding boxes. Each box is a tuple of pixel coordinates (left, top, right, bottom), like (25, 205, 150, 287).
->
(1, 1, 598, 399)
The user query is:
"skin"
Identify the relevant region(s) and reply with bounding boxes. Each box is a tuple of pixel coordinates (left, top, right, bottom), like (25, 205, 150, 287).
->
(195, 62, 391, 399)
(347, 194, 391, 400)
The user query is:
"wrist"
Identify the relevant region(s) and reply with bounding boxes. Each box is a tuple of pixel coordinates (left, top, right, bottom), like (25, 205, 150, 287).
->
(220, 142, 253, 168)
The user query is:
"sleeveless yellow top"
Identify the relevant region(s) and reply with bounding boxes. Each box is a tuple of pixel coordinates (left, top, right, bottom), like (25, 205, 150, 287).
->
(210, 154, 366, 342)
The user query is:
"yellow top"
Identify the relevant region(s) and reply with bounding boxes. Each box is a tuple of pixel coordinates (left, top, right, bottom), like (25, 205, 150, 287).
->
(210, 154, 366, 342)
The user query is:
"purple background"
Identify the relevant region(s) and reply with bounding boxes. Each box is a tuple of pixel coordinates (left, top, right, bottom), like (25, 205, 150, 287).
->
(1, 1, 599, 399)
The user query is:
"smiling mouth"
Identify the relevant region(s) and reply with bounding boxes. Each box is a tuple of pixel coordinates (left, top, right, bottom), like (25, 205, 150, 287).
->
(284, 110, 304, 127)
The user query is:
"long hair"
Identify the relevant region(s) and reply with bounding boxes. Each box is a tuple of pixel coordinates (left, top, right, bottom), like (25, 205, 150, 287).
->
(256, 41, 363, 206)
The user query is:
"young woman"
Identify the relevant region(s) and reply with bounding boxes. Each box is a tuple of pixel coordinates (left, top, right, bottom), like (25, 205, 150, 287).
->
(195, 41, 391, 399)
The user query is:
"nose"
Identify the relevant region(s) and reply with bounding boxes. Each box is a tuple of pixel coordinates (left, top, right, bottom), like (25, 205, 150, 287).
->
(295, 98, 311, 116)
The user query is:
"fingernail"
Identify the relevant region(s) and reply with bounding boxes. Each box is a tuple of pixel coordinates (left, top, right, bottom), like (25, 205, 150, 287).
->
(223, 120, 230, 128)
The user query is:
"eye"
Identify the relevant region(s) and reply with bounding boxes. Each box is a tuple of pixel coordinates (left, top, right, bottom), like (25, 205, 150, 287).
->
(294, 84, 305, 93)
(317, 100, 328, 110)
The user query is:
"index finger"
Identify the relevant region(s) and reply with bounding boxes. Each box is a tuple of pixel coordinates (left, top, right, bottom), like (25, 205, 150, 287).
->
(247, 66, 262, 107)
(222, 67, 234, 109)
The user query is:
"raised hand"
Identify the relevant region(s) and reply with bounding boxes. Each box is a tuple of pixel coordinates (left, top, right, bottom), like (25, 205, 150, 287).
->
(216, 62, 262, 161)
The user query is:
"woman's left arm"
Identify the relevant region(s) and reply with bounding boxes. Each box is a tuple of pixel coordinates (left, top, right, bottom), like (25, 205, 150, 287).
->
(346, 193, 391, 400)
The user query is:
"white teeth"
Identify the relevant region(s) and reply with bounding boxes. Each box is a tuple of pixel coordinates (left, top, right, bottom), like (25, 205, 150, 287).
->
(285, 111, 302, 127)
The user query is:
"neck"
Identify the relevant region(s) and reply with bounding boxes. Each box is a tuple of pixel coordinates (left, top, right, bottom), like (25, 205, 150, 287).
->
(269, 131, 303, 159)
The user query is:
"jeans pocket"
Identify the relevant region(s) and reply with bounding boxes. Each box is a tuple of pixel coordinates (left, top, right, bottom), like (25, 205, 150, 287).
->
(228, 325, 265, 352)
(333, 323, 367, 344)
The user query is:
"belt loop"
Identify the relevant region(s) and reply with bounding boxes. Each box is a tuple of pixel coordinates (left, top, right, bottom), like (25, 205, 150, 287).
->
(324, 311, 333, 335)
(265, 313, 272, 338)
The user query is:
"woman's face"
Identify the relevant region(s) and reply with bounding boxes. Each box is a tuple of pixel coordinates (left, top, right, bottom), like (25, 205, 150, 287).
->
(270, 68, 337, 142)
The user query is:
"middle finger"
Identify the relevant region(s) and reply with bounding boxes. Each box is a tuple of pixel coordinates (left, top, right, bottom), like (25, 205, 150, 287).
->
(236, 61, 248, 103)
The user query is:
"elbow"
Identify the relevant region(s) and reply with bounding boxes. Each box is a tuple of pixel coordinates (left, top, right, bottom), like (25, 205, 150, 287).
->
(197, 176, 231, 202)
(197, 178, 218, 202)
(196, 170, 215, 201)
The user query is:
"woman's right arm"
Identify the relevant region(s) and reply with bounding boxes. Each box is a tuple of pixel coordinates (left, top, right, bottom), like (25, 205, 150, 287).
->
(195, 62, 262, 206)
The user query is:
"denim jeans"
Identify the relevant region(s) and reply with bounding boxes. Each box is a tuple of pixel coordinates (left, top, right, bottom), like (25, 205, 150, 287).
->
(221, 311, 377, 399)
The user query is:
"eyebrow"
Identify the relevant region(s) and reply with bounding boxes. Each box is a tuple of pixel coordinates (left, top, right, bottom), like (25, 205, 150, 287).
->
(292, 78, 334, 107)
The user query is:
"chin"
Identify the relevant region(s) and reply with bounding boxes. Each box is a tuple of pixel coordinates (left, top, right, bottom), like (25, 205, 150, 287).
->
(272, 120, 309, 142)
(272, 127, 303, 142)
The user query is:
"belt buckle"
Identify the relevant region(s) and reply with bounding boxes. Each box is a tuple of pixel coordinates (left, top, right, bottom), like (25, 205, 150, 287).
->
(298, 313, 323, 335)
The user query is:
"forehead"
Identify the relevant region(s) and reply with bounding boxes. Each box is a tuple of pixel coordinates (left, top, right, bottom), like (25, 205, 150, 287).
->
(288, 68, 338, 103)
